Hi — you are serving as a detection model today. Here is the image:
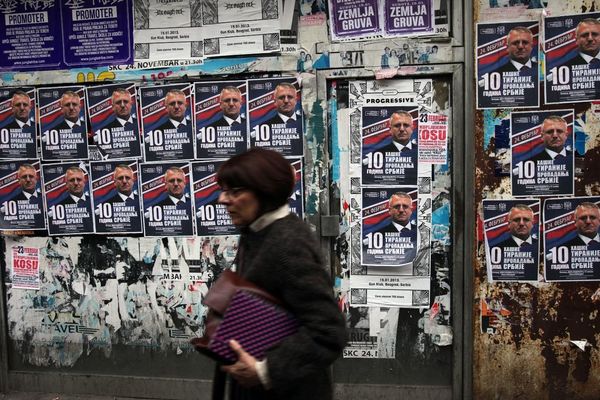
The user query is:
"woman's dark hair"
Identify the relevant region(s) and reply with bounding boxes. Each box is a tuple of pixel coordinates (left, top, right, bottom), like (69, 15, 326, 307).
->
(216, 148, 295, 213)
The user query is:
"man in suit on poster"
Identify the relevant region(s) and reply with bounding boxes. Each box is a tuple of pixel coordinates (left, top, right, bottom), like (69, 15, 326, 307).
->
(379, 110, 418, 156)
(565, 202, 600, 248)
(529, 115, 572, 162)
(9, 163, 45, 228)
(155, 166, 192, 234)
(5, 91, 34, 132)
(495, 26, 538, 75)
(562, 18, 600, 69)
(265, 83, 300, 126)
(158, 167, 190, 209)
(60, 166, 90, 207)
(496, 204, 536, 250)
(104, 164, 138, 206)
(104, 89, 136, 131)
(157, 89, 189, 133)
(379, 192, 417, 236)
(55, 91, 83, 132)
(378, 191, 418, 263)
(214, 86, 244, 128)
(14, 163, 41, 202)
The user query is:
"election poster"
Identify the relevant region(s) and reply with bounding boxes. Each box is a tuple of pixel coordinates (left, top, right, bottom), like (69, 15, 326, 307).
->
(382, 0, 434, 37)
(544, 12, 600, 104)
(476, 21, 540, 109)
(0, 0, 62, 71)
(42, 162, 94, 236)
(361, 95, 418, 186)
(0, 88, 37, 159)
(86, 83, 142, 160)
(90, 161, 143, 235)
(483, 199, 540, 282)
(544, 196, 600, 282)
(38, 86, 89, 161)
(201, 0, 282, 58)
(248, 77, 303, 157)
(133, 0, 204, 62)
(11, 245, 40, 290)
(328, 0, 381, 41)
(361, 187, 419, 267)
(139, 83, 195, 162)
(511, 110, 574, 197)
(140, 162, 194, 237)
(61, 0, 133, 67)
(191, 160, 235, 236)
(0, 160, 46, 231)
(417, 112, 448, 164)
(193, 80, 248, 159)
(289, 158, 304, 219)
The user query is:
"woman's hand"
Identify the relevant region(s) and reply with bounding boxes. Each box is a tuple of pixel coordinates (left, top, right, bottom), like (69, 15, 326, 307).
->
(221, 340, 261, 388)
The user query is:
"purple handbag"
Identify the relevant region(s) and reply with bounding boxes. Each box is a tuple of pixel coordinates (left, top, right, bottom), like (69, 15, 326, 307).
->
(191, 269, 298, 364)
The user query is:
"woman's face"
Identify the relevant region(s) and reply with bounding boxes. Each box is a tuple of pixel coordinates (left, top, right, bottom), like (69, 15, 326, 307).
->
(218, 187, 260, 226)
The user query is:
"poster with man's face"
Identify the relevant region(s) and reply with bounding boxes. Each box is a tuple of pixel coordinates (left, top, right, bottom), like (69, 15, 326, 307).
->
(140, 162, 193, 237)
(0, 160, 45, 230)
(483, 199, 540, 282)
(248, 77, 303, 157)
(90, 160, 142, 234)
(361, 103, 418, 186)
(139, 84, 194, 162)
(86, 83, 142, 160)
(476, 21, 540, 109)
(361, 187, 419, 267)
(510, 110, 574, 196)
(544, 196, 600, 282)
(0, 88, 37, 159)
(544, 12, 600, 104)
(38, 86, 89, 161)
(191, 160, 235, 236)
(42, 161, 94, 235)
(194, 81, 248, 159)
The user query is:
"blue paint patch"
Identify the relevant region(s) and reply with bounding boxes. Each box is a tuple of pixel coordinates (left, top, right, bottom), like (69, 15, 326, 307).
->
(330, 97, 340, 182)
(573, 116, 586, 156)
(432, 201, 451, 245)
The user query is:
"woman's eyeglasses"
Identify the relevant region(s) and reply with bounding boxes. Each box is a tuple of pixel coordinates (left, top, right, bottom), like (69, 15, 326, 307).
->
(219, 187, 247, 198)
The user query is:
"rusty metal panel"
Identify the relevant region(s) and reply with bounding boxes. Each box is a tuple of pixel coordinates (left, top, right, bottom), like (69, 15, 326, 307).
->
(472, 2, 600, 399)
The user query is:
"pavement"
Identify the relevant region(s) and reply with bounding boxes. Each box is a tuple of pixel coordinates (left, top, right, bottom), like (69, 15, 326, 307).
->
(0, 394, 157, 400)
